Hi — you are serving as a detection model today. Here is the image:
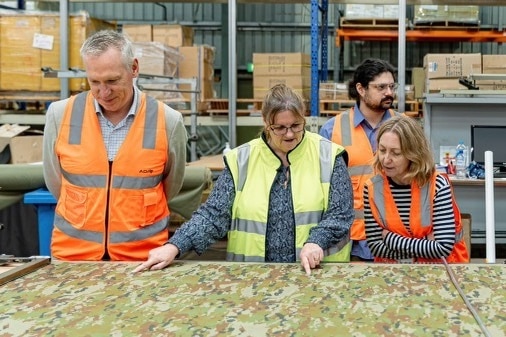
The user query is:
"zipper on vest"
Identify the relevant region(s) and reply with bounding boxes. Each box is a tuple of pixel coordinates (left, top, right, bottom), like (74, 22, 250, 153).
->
(102, 161, 113, 260)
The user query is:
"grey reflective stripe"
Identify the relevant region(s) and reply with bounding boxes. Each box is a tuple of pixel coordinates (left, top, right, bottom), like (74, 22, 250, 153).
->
(54, 213, 103, 243)
(110, 217, 168, 243)
(143, 96, 158, 149)
(226, 252, 265, 262)
(456, 229, 464, 242)
(236, 144, 250, 191)
(372, 175, 431, 228)
(295, 210, 323, 226)
(322, 236, 350, 257)
(420, 183, 431, 227)
(232, 218, 267, 235)
(112, 174, 163, 189)
(61, 167, 107, 188)
(348, 165, 374, 177)
(68, 92, 88, 145)
(319, 139, 332, 183)
(354, 209, 364, 220)
(68, 93, 157, 150)
(339, 112, 352, 146)
(371, 175, 387, 226)
(55, 212, 168, 244)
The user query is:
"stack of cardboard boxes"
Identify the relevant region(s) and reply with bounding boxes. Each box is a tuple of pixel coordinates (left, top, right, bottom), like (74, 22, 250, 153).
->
(122, 24, 215, 110)
(0, 11, 115, 92)
(423, 53, 482, 92)
(252, 53, 311, 102)
(418, 53, 506, 94)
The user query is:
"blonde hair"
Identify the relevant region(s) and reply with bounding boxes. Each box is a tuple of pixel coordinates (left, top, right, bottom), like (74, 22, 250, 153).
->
(373, 116, 435, 186)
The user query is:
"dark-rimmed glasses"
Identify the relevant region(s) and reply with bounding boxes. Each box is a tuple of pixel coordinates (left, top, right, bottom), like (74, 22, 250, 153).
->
(269, 123, 305, 136)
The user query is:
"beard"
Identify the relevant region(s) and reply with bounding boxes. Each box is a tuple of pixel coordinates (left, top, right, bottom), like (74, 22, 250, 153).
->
(364, 95, 394, 112)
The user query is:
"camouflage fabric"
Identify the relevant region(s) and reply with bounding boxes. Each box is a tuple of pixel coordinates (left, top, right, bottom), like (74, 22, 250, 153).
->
(0, 262, 505, 336)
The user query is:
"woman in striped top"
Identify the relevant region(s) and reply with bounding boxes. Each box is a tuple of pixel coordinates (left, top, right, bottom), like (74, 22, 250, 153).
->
(363, 116, 469, 263)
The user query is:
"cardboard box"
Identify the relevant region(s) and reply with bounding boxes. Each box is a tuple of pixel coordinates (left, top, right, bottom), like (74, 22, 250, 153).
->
(319, 82, 348, 100)
(344, 5, 399, 19)
(461, 213, 472, 257)
(253, 75, 311, 100)
(472, 55, 506, 90)
(411, 67, 425, 99)
(153, 24, 193, 47)
(425, 78, 467, 92)
(133, 42, 180, 76)
(177, 45, 216, 102)
(475, 80, 506, 91)
(423, 53, 481, 79)
(253, 53, 311, 77)
(122, 24, 152, 42)
(133, 42, 182, 101)
(0, 124, 43, 164)
(0, 11, 116, 92)
(414, 5, 479, 25)
(482, 55, 506, 74)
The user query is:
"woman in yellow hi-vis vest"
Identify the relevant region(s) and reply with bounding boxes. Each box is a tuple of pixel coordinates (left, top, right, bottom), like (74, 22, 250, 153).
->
(135, 84, 355, 275)
(363, 116, 469, 263)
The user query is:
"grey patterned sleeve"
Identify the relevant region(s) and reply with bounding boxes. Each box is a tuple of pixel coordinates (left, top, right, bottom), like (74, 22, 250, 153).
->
(168, 166, 236, 256)
(306, 154, 354, 249)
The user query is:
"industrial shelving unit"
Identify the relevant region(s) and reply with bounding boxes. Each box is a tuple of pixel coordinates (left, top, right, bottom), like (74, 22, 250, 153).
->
(2, 0, 506, 146)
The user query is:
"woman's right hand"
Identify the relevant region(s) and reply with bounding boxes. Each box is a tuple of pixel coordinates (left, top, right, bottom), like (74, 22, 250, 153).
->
(132, 243, 179, 273)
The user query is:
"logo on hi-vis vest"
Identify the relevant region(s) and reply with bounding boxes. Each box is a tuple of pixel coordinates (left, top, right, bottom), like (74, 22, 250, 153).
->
(139, 169, 154, 174)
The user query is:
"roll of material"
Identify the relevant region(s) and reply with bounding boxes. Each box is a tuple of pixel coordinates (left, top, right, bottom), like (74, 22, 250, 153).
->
(0, 164, 45, 191)
(484, 151, 496, 263)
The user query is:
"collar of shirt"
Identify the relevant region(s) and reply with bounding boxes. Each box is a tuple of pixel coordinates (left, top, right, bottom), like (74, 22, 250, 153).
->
(353, 103, 392, 152)
(352, 103, 391, 129)
(94, 86, 140, 119)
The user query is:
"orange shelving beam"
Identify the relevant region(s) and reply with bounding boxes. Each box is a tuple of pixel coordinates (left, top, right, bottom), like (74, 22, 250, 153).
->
(336, 28, 506, 47)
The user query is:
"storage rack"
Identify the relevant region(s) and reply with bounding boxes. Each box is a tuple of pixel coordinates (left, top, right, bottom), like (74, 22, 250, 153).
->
(4, 0, 506, 146)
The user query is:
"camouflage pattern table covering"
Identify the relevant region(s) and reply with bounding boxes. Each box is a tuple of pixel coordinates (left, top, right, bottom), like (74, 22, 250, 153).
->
(0, 261, 505, 336)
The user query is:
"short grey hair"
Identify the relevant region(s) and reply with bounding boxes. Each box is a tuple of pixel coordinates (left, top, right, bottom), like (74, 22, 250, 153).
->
(80, 30, 135, 70)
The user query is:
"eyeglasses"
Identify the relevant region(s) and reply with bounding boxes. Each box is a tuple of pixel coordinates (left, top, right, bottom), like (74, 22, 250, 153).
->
(269, 123, 305, 136)
(368, 83, 399, 92)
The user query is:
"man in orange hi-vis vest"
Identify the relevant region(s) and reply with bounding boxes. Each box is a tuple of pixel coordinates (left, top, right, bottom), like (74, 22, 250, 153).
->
(320, 58, 401, 261)
(43, 30, 188, 261)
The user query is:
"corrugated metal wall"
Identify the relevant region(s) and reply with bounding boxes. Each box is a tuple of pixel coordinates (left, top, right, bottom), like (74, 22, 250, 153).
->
(40, 2, 506, 83)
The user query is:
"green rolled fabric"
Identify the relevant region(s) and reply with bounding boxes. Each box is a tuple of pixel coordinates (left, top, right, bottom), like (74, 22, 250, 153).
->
(0, 164, 45, 191)
(169, 166, 212, 220)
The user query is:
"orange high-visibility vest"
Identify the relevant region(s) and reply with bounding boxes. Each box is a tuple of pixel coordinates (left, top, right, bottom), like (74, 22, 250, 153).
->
(52, 91, 170, 261)
(366, 172, 469, 263)
(331, 107, 398, 241)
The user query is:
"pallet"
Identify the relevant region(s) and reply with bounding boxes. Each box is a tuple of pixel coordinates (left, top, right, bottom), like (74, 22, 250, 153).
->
(0, 91, 62, 102)
(206, 98, 263, 116)
(413, 20, 480, 29)
(340, 17, 407, 29)
(202, 98, 311, 116)
(319, 99, 422, 117)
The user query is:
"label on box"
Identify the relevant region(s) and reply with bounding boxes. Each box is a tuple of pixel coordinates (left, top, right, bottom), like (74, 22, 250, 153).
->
(33, 33, 54, 50)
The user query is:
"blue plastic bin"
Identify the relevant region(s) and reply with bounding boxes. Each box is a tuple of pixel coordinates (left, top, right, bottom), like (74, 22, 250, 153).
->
(24, 188, 56, 256)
